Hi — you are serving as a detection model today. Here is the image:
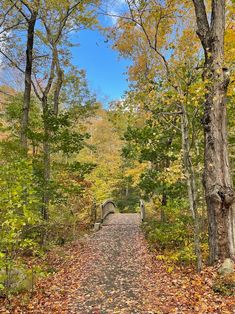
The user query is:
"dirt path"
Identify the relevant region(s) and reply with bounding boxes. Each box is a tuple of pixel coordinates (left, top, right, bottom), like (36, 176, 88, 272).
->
(74, 213, 151, 313)
(64, 213, 235, 314)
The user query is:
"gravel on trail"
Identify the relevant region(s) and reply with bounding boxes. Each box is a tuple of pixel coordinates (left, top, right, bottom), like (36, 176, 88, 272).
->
(73, 213, 154, 314)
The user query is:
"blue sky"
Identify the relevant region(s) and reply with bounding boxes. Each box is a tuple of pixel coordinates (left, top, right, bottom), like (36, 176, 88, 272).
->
(0, 1, 130, 106)
(70, 19, 131, 106)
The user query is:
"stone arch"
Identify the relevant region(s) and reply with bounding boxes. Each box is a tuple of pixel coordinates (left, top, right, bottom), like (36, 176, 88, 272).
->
(101, 200, 116, 221)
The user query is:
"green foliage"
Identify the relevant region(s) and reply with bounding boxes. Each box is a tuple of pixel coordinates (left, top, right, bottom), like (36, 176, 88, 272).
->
(143, 217, 192, 249)
(61, 68, 98, 117)
(113, 180, 140, 213)
(0, 72, 98, 294)
(0, 158, 41, 295)
(6, 94, 42, 134)
(143, 217, 197, 264)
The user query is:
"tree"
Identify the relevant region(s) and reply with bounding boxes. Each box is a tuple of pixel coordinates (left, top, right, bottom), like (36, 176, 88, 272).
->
(107, 0, 235, 265)
(0, 0, 99, 237)
(17, 0, 39, 150)
(192, 0, 235, 263)
(0, 0, 39, 150)
(109, 0, 204, 270)
(26, 0, 98, 221)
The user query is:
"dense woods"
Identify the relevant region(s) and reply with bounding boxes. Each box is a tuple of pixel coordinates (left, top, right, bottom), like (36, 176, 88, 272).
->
(0, 0, 235, 310)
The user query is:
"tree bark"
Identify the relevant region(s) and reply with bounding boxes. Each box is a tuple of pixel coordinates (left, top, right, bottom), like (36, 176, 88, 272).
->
(20, 10, 37, 150)
(41, 96, 50, 221)
(181, 107, 197, 219)
(181, 106, 202, 271)
(161, 192, 167, 223)
(192, 0, 235, 263)
(53, 48, 63, 116)
(40, 46, 63, 221)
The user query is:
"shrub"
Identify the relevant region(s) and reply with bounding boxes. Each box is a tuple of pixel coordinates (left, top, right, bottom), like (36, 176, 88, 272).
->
(143, 216, 197, 264)
(0, 159, 41, 296)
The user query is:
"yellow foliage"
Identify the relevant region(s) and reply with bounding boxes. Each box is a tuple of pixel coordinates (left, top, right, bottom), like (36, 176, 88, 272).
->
(78, 108, 123, 204)
(159, 159, 184, 185)
(124, 162, 148, 186)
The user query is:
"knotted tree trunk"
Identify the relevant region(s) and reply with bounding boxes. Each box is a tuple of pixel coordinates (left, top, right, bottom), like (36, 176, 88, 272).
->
(192, 0, 235, 263)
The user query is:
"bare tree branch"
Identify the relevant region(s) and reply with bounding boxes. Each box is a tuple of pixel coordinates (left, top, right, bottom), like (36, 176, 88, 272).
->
(0, 49, 25, 74)
(9, 0, 29, 21)
(0, 0, 19, 28)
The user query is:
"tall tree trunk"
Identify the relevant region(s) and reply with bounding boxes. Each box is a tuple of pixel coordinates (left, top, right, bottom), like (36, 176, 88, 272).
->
(203, 54, 234, 262)
(181, 107, 197, 218)
(126, 183, 129, 197)
(40, 47, 63, 221)
(161, 192, 167, 223)
(181, 106, 202, 271)
(20, 11, 37, 150)
(41, 96, 50, 221)
(53, 48, 63, 116)
(193, 0, 235, 263)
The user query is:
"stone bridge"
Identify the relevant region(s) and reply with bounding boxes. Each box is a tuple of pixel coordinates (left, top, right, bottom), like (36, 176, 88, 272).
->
(93, 199, 145, 231)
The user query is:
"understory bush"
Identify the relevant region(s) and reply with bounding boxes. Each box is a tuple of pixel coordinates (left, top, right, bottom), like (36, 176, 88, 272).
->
(0, 158, 42, 296)
(143, 217, 196, 263)
(143, 215, 206, 265)
(0, 153, 95, 296)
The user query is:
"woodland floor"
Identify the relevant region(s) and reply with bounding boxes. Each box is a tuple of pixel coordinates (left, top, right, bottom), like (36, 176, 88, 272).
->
(1, 213, 235, 313)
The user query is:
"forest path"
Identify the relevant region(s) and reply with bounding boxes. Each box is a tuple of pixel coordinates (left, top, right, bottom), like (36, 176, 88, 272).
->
(74, 213, 154, 313)
(5, 213, 234, 313)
